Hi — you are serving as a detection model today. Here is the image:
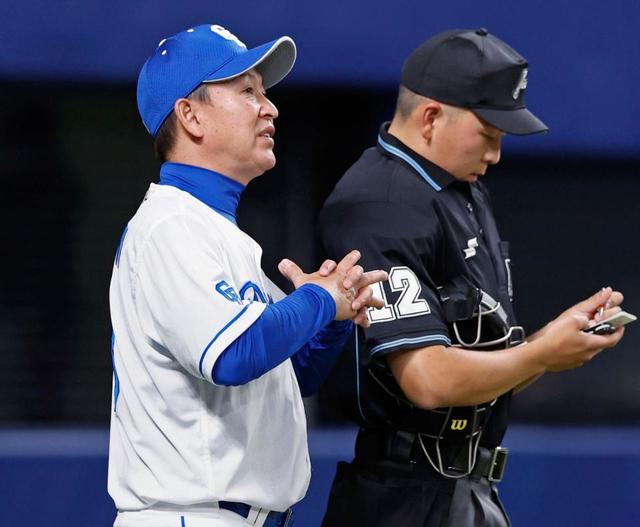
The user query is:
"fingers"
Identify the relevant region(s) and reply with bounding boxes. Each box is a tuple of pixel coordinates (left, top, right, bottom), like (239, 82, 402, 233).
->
(352, 306, 371, 328)
(607, 291, 624, 309)
(544, 309, 625, 372)
(277, 258, 306, 287)
(346, 269, 388, 290)
(335, 250, 361, 275)
(569, 313, 590, 330)
(318, 259, 337, 277)
(348, 269, 388, 311)
(586, 326, 625, 350)
(351, 284, 372, 311)
(366, 295, 386, 310)
(593, 305, 621, 322)
(610, 326, 626, 345)
(351, 285, 385, 311)
(343, 265, 364, 289)
(575, 286, 613, 314)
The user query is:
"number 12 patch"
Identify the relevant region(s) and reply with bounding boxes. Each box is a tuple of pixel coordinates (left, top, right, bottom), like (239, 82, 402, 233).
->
(368, 266, 430, 323)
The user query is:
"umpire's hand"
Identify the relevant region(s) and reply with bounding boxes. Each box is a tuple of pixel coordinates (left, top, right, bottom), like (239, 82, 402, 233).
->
(533, 287, 626, 372)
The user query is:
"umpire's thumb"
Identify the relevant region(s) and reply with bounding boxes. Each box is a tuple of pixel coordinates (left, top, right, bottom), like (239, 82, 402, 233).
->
(278, 258, 305, 287)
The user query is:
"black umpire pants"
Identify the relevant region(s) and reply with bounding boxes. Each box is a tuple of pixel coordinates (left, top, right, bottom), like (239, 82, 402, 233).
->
(320, 431, 511, 527)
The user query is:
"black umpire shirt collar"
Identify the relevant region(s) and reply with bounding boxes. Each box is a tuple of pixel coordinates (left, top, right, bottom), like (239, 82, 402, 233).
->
(377, 122, 457, 192)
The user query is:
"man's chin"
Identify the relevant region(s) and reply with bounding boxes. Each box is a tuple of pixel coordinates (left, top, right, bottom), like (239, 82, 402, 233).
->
(465, 173, 482, 183)
(251, 156, 276, 179)
(261, 153, 277, 171)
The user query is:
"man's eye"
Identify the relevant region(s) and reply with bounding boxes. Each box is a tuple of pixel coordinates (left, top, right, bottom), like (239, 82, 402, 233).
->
(244, 87, 254, 94)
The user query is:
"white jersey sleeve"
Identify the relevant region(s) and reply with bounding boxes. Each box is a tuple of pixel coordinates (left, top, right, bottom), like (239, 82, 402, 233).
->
(133, 212, 266, 382)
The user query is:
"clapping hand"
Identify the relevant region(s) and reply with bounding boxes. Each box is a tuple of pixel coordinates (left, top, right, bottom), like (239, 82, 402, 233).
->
(278, 250, 388, 327)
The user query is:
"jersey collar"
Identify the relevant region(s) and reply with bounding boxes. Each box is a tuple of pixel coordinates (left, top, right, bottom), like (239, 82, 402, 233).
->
(159, 162, 244, 225)
(377, 122, 457, 192)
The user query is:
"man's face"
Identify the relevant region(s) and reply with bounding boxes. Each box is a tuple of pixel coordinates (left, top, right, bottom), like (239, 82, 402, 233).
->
(197, 70, 278, 182)
(431, 108, 504, 183)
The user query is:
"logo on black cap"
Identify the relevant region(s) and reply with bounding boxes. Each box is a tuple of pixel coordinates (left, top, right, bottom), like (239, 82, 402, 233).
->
(400, 29, 548, 136)
(512, 69, 528, 100)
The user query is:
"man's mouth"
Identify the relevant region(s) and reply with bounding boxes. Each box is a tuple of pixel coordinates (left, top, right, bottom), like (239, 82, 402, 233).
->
(259, 125, 275, 140)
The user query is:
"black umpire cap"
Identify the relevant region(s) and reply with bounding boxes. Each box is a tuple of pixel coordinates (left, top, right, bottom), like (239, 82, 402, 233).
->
(401, 28, 548, 135)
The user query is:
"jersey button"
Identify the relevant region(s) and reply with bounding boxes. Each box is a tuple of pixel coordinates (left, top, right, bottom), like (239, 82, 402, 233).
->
(466, 202, 473, 213)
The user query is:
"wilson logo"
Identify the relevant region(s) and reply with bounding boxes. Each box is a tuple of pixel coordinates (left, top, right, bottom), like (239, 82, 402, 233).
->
(450, 419, 468, 431)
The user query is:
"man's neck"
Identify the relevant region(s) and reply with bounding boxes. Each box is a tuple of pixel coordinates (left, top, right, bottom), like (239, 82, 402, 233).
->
(167, 152, 252, 186)
(387, 119, 430, 161)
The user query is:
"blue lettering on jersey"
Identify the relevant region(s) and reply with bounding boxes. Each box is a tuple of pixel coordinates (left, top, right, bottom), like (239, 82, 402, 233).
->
(239, 281, 267, 303)
(111, 332, 120, 410)
(215, 280, 240, 303)
(114, 226, 128, 268)
(215, 280, 270, 304)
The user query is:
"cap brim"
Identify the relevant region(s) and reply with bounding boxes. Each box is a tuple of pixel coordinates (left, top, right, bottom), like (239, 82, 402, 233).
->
(203, 36, 297, 89)
(474, 107, 549, 136)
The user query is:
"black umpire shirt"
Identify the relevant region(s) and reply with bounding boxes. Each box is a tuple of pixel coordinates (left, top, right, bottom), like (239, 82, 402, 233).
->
(319, 123, 518, 448)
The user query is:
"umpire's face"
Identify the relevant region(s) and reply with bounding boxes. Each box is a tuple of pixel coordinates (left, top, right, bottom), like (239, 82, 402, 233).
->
(431, 106, 504, 184)
(196, 69, 279, 183)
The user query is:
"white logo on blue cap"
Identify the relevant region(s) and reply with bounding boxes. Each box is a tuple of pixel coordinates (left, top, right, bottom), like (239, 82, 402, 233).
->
(210, 25, 246, 49)
(137, 24, 296, 137)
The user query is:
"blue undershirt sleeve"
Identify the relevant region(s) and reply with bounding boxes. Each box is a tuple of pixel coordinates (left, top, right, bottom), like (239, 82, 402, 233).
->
(212, 283, 338, 386)
(290, 319, 353, 397)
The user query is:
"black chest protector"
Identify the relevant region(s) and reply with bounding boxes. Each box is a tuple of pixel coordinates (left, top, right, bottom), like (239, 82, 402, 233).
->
(326, 275, 524, 478)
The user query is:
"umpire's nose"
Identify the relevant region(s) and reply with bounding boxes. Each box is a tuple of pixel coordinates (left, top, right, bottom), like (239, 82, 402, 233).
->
(483, 137, 502, 165)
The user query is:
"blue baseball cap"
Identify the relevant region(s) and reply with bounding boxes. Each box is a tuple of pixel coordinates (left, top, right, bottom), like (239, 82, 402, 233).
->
(137, 24, 297, 137)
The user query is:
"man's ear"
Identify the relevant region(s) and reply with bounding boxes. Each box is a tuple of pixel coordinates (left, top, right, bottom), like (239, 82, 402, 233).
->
(418, 101, 442, 142)
(174, 98, 205, 138)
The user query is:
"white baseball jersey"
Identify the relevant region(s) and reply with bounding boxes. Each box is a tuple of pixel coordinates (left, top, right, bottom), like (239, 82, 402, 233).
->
(108, 182, 310, 515)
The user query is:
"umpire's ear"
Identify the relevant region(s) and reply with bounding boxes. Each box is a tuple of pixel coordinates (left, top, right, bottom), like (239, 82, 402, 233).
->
(174, 97, 206, 139)
(417, 101, 442, 142)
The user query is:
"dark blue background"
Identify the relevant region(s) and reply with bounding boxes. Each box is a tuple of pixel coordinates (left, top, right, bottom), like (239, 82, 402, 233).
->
(2, 0, 638, 155)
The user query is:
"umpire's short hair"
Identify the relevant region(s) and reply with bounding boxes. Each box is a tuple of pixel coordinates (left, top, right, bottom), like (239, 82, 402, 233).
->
(393, 85, 427, 122)
(153, 84, 212, 163)
(393, 86, 466, 124)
